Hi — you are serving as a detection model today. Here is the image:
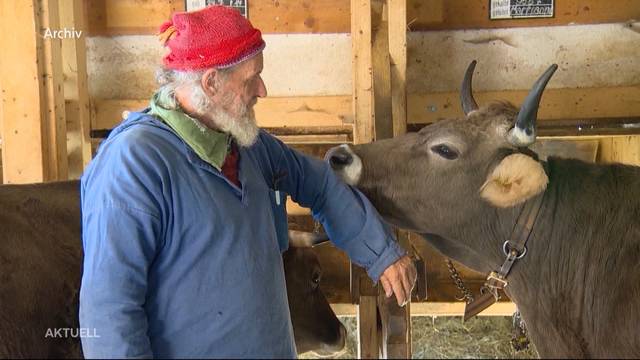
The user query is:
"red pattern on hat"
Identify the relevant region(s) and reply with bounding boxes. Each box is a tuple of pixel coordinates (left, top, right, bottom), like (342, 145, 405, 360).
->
(160, 6, 265, 71)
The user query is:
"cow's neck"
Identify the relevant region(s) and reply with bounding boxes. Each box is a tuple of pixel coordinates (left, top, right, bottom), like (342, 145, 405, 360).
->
(489, 158, 599, 358)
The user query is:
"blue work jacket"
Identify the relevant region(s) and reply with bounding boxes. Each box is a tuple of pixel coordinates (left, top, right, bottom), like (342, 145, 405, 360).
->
(79, 111, 404, 358)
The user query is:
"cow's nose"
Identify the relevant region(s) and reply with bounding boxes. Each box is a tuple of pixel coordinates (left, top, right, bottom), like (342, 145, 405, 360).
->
(325, 146, 353, 170)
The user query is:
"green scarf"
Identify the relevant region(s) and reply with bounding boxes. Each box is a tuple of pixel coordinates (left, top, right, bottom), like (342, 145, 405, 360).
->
(149, 92, 231, 170)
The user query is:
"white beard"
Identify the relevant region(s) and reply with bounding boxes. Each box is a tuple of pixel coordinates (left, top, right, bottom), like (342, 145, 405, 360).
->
(211, 105, 259, 148)
(192, 87, 260, 148)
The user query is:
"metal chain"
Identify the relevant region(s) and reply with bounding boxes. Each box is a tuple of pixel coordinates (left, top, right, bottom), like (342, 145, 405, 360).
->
(445, 258, 475, 304)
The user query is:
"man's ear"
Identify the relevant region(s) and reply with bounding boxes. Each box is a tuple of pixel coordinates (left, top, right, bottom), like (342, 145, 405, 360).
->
(479, 153, 548, 208)
(201, 68, 218, 97)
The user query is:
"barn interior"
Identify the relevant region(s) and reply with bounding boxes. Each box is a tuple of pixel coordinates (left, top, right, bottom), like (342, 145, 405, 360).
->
(0, 0, 638, 358)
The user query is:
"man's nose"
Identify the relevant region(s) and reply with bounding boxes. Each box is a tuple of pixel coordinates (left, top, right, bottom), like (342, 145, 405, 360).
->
(257, 76, 267, 98)
(324, 146, 353, 170)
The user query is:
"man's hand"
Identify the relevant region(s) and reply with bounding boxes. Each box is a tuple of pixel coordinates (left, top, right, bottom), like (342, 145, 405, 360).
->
(379, 255, 417, 307)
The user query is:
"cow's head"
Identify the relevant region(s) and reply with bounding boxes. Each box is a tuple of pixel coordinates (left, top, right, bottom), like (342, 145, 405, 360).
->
(284, 231, 347, 357)
(327, 62, 556, 272)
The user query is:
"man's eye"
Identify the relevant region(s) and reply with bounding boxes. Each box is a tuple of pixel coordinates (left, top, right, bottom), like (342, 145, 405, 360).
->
(430, 144, 459, 160)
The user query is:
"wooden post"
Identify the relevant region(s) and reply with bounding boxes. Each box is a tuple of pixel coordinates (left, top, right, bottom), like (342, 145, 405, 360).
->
(372, 0, 411, 358)
(351, 0, 374, 145)
(59, 0, 92, 178)
(372, 0, 393, 140)
(388, 0, 407, 137)
(351, 0, 380, 357)
(356, 272, 381, 359)
(0, 0, 68, 183)
(351, 0, 410, 358)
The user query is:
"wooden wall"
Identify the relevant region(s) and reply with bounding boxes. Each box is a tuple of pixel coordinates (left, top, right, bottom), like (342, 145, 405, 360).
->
(83, 1, 640, 133)
(84, 0, 640, 35)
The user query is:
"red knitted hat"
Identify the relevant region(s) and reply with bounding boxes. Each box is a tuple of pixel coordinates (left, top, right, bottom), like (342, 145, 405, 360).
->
(159, 6, 265, 71)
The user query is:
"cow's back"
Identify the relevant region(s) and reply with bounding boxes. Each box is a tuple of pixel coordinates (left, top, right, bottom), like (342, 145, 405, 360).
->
(0, 180, 83, 358)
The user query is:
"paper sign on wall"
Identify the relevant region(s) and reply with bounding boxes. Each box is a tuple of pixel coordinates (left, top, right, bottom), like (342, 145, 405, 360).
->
(490, 0, 554, 20)
(185, 0, 248, 18)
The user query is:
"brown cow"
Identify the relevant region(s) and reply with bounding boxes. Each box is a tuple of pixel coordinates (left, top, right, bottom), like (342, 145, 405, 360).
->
(0, 180, 345, 358)
(327, 62, 640, 358)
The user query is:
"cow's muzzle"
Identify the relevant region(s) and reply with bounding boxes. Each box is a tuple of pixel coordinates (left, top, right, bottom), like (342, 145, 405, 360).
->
(325, 145, 362, 185)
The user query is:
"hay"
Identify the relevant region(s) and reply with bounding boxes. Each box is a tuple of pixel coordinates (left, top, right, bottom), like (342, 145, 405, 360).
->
(300, 316, 539, 359)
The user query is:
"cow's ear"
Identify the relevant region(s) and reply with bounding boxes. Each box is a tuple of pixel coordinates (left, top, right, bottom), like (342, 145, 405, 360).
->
(479, 153, 548, 208)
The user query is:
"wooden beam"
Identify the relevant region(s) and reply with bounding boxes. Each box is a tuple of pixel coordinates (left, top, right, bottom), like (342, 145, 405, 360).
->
(357, 295, 379, 358)
(410, 0, 640, 31)
(371, 0, 393, 140)
(249, 0, 351, 34)
(86, 0, 184, 36)
(331, 302, 517, 317)
(409, 117, 640, 137)
(408, 86, 640, 124)
(351, 0, 374, 144)
(40, 0, 69, 181)
(597, 135, 640, 166)
(91, 86, 640, 132)
(59, 0, 91, 179)
(92, 96, 353, 130)
(389, 0, 407, 137)
(85, 0, 640, 35)
(0, 0, 68, 183)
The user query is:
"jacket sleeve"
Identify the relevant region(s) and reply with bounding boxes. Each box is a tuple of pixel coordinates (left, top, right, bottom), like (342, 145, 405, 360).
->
(79, 204, 159, 358)
(258, 132, 405, 281)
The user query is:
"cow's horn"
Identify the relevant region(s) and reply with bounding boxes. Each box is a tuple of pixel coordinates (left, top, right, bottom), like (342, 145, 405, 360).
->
(508, 64, 558, 147)
(461, 60, 479, 116)
(288, 230, 330, 248)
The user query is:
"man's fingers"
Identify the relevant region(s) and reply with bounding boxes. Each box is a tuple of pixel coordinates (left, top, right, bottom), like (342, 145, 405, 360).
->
(379, 255, 418, 306)
(384, 267, 408, 306)
(391, 276, 408, 306)
(380, 276, 393, 298)
(404, 260, 418, 297)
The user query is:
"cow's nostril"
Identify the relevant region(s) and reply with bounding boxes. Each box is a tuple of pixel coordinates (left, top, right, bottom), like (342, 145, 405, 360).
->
(327, 150, 353, 169)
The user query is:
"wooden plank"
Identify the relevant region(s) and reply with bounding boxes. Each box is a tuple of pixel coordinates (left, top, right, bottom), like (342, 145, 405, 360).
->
(389, 0, 408, 137)
(351, 0, 374, 144)
(597, 135, 640, 166)
(358, 295, 379, 359)
(85, 0, 640, 35)
(60, 0, 91, 179)
(410, 0, 640, 31)
(275, 134, 350, 144)
(249, 0, 351, 33)
(410, 302, 517, 317)
(93, 86, 640, 132)
(371, 0, 393, 140)
(40, 0, 69, 181)
(86, 0, 184, 36)
(0, 0, 68, 183)
(408, 86, 640, 124)
(92, 96, 353, 130)
(331, 302, 517, 317)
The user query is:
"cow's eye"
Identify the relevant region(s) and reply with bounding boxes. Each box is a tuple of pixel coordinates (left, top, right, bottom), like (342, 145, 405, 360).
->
(311, 272, 321, 289)
(431, 144, 459, 160)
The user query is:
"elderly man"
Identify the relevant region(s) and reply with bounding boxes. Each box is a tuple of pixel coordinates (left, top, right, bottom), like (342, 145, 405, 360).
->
(80, 5, 416, 358)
